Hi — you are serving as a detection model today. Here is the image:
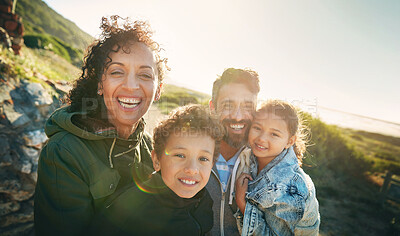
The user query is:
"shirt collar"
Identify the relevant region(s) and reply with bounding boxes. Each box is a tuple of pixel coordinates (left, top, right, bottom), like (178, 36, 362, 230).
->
(217, 146, 245, 166)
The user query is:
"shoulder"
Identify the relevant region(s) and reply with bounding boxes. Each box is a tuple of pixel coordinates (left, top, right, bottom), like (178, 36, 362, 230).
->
(108, 186, 148, 210)
(289, 167, 316, 200)
(42, 131, 97, 161)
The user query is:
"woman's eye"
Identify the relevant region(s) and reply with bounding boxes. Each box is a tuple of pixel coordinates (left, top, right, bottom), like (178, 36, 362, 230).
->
(139, 73, 153, 80)
(252, 126, 261, 131)
(272, 133, 279, 137)
(110, 70, 123, 76)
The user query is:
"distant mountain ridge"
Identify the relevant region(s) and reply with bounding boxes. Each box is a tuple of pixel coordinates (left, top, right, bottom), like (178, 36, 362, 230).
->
(15, 0, 93, 51)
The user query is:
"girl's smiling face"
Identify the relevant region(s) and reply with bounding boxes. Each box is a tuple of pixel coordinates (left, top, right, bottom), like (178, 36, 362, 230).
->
(248, 112, 296, 167)
(152, 132, 215, 198)
(100, 42, 160, 138)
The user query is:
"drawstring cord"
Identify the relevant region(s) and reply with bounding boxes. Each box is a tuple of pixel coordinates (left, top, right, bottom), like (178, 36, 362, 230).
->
(108, 129, 144, 168)
(108, 138, 117, 169)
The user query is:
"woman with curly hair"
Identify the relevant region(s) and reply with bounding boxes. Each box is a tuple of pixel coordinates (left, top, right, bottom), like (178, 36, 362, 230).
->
(34, 15, 168, 235)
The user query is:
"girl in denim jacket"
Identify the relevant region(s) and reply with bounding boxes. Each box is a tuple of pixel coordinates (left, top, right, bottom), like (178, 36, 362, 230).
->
(235, 100, 320, 236)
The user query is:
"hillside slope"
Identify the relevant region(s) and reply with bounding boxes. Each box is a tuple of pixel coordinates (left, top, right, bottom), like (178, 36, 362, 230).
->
(15, 0, 93, 51)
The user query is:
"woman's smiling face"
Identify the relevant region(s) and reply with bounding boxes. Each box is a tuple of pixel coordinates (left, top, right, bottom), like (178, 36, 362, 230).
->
(100, 42, 159, 138)
(152, 132, 215, 198)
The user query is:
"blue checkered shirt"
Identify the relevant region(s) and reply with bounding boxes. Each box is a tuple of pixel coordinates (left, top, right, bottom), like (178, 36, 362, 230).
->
(215, 153, 239, 192)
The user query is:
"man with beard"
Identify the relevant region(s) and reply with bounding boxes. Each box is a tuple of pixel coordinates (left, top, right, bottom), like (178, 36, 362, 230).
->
(207, 68, 260, 236)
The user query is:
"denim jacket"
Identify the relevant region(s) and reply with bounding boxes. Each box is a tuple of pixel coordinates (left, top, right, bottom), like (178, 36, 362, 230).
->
(236, 147, 320, 236)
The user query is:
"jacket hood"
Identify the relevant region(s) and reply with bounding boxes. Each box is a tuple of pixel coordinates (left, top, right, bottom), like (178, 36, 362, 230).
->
(45, 106, 145, 141)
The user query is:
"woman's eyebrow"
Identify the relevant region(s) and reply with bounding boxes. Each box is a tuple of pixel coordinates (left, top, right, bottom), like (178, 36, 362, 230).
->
(140, 65, 153, 70)
(108, 62, 124, 66)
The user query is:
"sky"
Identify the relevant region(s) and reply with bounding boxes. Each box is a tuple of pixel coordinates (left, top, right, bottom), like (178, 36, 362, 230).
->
(43, 0, 400, 124)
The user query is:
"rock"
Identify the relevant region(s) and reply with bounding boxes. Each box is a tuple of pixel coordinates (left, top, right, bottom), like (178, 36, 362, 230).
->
(20, 146, 39, 165)
(0, 179, 35, 202)
(15, 159, 32, 175)
(0, 205, 33, 227)
(22, 130, 47, 149)
(0, 153, 12, 167)
(10, 187, 34, 202)
(0, 179, 21, 195)
(0, 223, 34, 236)
(0, 84, 12, 104)
(0, 135, 10, 155)
(25, 83, 53, 107)
(0, 201, 20, 216)
(2, 103, 31, 128)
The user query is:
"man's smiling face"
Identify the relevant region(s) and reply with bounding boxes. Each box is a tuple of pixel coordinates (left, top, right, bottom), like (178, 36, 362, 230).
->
(214, 83, 257, 148)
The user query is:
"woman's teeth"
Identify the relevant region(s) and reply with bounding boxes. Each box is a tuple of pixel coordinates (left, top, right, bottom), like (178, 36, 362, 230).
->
(118, 97, 140, 108)
(180, 179, 196, 185)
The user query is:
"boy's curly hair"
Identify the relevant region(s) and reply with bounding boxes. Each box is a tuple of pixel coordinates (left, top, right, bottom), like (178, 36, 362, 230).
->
(256, 100, 309, 165)
(153, 104, 225, 162)
(67, 15, 168, 119)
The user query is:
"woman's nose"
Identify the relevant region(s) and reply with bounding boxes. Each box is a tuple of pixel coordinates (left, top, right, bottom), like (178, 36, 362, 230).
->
(124, 72, 140, 89)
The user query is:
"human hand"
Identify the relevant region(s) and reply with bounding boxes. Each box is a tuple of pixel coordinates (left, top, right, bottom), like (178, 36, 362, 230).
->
(235, 173, 253, 214)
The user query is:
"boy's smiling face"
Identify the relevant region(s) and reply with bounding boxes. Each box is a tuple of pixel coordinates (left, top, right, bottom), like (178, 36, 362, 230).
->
(152, 132, 215, 198)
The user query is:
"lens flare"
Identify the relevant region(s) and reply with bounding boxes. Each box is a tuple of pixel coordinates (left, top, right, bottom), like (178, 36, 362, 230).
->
(130, 162, 164, 194)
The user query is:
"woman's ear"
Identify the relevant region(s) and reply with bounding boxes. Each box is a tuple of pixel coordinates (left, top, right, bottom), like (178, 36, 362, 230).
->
(151, 150, 161, 171)
(285, 135, 297, 149)
(97, 83, 103, 95)
(209, 100, 215, 113)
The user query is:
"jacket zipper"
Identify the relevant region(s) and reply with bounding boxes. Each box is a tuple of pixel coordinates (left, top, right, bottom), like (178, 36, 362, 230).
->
(211, 169, 226, 236)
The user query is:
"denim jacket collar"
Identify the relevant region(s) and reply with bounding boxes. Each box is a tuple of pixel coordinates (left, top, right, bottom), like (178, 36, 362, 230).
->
(250, 147, 297, 180)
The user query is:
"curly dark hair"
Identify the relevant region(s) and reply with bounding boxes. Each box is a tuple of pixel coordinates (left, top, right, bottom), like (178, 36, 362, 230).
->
(67, 15, 168, 119)
(153, 104, 225, 162)
(211, 68, 260, 108)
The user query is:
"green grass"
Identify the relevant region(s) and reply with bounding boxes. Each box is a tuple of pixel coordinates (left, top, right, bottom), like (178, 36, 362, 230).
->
(299, 114, 400, 235)
(0, 45, 79, 89)
(23, 33, 83, 67)
(16, 0, 93, 51)
(155, 84, 210, 114)
(340, 128, 400, 174)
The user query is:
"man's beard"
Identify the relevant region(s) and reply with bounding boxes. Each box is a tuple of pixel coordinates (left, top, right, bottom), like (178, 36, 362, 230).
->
(221, 119, 251, 149)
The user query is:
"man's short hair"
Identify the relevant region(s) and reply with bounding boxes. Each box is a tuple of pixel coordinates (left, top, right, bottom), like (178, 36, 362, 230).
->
(211, 68, 260, 107)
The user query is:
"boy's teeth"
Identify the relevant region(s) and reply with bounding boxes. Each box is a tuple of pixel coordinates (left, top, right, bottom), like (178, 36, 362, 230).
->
(230, 124, 244, 130)
(181, 179, 196, 185)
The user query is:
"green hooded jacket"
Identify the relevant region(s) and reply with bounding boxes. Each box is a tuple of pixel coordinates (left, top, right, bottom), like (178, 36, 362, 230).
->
(34, 106, 154, 236)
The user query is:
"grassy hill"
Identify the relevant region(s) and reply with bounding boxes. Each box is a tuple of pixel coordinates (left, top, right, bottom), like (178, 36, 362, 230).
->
(15, 0, 93, 66)
(15, 0, 93, 50)
(155, 84, 211, 114)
